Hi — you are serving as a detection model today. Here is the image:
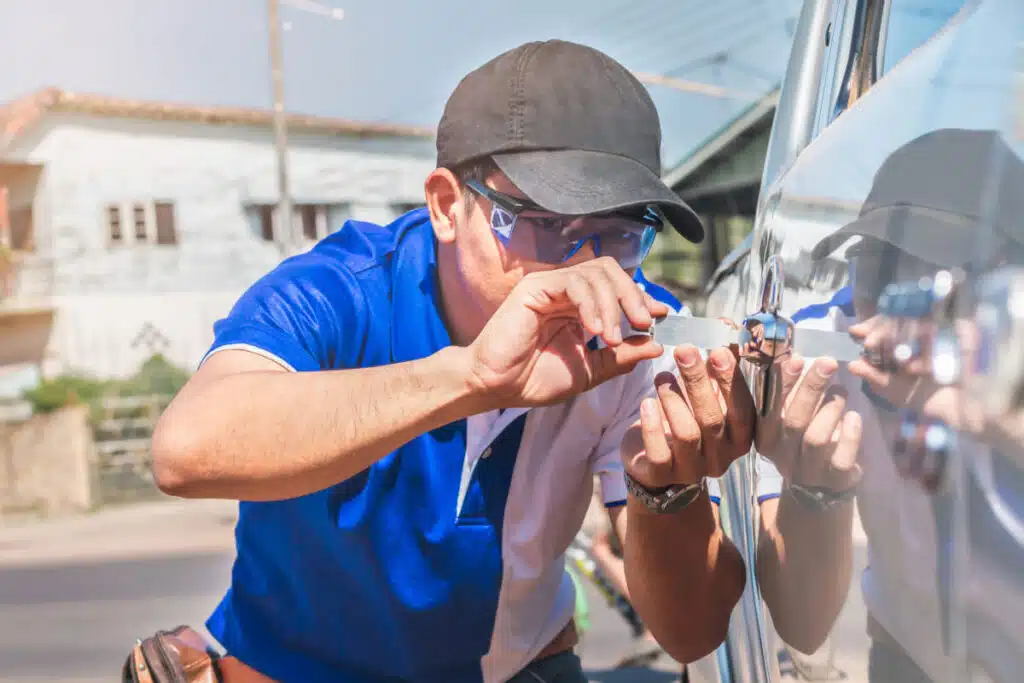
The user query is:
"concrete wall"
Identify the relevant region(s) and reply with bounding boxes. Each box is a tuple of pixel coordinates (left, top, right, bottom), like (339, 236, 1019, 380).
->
(0, 405, 94, 515)
(3, 113, 437, 378)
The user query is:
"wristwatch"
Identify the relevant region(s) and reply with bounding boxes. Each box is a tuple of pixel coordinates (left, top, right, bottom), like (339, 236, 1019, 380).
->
(785, 482, 858, 512)
(624, 472, 706, 514)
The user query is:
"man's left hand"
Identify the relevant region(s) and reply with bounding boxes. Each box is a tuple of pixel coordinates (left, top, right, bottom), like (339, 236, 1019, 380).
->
(622, 344, 756, 489)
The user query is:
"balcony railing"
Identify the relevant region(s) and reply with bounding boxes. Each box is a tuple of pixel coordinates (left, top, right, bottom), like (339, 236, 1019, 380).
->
(0, 250, 55, 311)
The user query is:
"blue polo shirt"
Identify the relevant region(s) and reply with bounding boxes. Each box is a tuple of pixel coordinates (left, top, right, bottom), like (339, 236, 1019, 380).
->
(202, 209, 671, 683)
(205, 209, 524, 683)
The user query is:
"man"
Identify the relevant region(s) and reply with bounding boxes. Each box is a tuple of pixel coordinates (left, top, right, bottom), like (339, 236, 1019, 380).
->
(151, 40, 756, 683)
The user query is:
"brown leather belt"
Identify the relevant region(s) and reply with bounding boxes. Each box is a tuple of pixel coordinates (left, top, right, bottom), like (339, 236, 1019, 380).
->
(218, 620, 579, 682)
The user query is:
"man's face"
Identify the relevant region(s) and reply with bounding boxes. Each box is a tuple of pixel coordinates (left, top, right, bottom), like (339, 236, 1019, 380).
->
(452, 169, 634, 318)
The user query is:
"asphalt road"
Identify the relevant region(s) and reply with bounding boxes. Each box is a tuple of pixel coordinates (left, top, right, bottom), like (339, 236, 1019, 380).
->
(0, 551, 682, 683)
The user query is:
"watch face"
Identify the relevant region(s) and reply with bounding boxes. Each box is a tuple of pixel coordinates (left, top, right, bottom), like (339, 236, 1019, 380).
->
(662, 484, 703, 513)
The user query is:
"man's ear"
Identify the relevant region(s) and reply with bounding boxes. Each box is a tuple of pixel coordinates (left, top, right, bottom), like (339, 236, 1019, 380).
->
(424, 168, 462, 244)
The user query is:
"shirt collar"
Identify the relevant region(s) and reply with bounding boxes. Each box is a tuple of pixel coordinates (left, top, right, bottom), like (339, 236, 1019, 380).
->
(389, 210, 454, 364)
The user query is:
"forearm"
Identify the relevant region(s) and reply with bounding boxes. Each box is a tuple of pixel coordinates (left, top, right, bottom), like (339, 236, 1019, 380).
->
(623, 491, 746, 663)
(152, 346, 488, 501)
(756, 494, 855, 654)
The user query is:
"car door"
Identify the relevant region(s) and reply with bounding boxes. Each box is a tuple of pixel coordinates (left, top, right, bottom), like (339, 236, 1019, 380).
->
(689, 1, 1024, 682)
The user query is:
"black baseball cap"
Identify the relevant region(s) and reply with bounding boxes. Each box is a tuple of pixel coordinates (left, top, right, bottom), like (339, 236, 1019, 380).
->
(810, 128, 1024, 265)
(436, 40, 705, 244)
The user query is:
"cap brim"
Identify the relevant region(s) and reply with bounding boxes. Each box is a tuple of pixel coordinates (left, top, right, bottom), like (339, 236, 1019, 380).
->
(492, 149, 704, 244)
(810, 204, 980, 266)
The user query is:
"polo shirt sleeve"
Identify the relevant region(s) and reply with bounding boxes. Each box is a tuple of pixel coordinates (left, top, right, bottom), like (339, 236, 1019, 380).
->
(590, 352, 675, 508)
(201, 252, 368, 373)
(707, 455, 784, 505)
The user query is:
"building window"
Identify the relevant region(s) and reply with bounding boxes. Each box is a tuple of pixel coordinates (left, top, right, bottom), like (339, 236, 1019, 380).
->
(105, 201, 177, 246)
(249, 202, 349, 243)
(107, 205, 123, 244)
(257, 205, 275, 242)
(299, 204, 319, 241)
(133, 204, 147, 241)
(154, 202, 177, 245)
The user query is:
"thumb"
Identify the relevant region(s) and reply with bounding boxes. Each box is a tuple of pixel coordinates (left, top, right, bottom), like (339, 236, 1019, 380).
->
(586, 335, 664, 388)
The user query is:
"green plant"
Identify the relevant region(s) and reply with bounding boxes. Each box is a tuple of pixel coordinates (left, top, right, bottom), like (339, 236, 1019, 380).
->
(20, 354, 192, 421)
(22, 374, 110, 415)
(116, 354, 191, 397)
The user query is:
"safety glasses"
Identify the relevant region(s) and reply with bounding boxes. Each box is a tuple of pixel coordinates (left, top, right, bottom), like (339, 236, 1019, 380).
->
(465, 179, 662, 269)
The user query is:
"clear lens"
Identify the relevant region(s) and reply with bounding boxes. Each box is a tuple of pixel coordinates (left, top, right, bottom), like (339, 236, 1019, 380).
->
(489, 209, 656, 267)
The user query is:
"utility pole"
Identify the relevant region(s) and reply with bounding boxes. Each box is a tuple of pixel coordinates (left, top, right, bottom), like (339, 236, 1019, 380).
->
(266, 0, 344, 256)
(268, 0, 294, 255)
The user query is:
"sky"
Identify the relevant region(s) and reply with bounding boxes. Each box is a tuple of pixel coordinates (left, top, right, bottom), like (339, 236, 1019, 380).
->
(0, 0, 803, 169)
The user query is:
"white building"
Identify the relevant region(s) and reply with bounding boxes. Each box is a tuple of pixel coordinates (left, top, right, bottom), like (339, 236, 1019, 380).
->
(0, 88, 436, 395)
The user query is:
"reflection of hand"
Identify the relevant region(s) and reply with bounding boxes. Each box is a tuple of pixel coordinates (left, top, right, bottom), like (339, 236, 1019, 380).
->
(755, 356, 863, 493)
(622, 344, 755, 488)
(847, 316, 966, 428)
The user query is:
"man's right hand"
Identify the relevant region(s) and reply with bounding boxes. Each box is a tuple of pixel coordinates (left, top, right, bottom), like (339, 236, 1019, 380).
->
(467, 256, 669, 408)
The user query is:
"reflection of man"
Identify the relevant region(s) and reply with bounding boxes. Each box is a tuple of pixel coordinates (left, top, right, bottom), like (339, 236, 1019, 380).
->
(794, 128, 1024, 683)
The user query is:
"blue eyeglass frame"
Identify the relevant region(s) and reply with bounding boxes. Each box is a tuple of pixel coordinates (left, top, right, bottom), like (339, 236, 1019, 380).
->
(463, 179, 664, 265)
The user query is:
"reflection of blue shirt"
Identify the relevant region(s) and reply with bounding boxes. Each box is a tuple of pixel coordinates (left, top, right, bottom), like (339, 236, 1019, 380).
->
(791, 285, 855, 323)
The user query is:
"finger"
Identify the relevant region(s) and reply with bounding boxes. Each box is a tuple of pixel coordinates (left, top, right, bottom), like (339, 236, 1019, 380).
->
(627, 397, 682, 488)
(674, 345, 730, 473)
(848, 358, 921, 410)
(654, 371, 702, 452)
(594, 258, 658, 331)
(640, 397, 672, 467)
(564, 272, 604, 338)
(848, 358, 891, 388)
(826, 411, 863, 492)
(707, 347, 755, 457)
(784, 357, 838, 436)
(587, 336, 665, 388)
(861, 318, 900, 371)
(644, 291, 671, 319)
(580, 265, 629, 346)
(773, 354, 806, 418)
(798, 386, 848, 486)
(755, 355, 805, 470)
(847, 315, 883, 340)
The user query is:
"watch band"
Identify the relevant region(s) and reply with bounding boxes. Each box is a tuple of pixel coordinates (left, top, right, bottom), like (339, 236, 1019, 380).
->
(785, 482, 858, 511)
(624, 472, 706, 514)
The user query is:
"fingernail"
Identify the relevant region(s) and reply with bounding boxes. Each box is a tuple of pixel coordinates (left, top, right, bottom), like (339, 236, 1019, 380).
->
(817, 360, 838, 378)
(641, 398, 656, 420)
(677, 345, 699, 368)
(784, 357, 803, 375)
(710, 352, 731, 370)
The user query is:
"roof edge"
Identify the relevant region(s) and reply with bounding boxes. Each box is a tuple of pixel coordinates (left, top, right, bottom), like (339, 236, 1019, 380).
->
(0, 87, 436, 153)
(663, 86, 781, 190)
